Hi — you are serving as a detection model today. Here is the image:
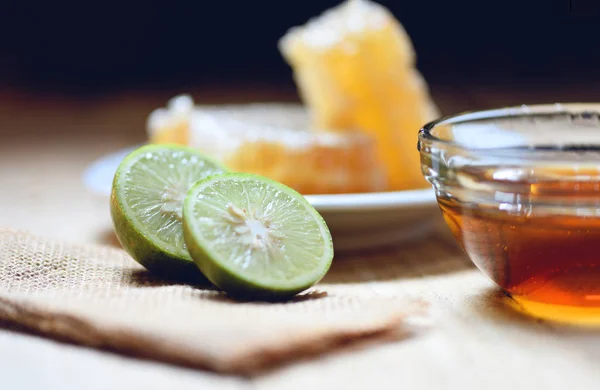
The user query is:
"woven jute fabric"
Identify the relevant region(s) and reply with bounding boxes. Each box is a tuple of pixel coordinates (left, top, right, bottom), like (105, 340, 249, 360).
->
(0, 228, 431, 375)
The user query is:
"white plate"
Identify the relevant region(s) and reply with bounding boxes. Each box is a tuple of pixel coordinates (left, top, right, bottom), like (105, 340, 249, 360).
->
(83, 147, 440, 251)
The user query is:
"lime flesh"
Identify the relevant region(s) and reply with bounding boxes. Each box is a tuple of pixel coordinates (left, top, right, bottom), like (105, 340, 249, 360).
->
(110, 144, 227, 279)
(182, 173, 333, 299)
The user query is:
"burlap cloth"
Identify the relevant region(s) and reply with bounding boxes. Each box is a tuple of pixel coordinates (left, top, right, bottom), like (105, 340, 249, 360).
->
(0, 227, 446, 375)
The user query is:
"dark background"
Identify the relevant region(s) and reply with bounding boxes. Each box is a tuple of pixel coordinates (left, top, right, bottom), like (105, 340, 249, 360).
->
(2, 0, 600, 95)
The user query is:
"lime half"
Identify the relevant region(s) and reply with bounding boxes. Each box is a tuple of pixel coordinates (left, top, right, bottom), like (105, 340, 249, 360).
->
(110, 144, 227, 278)
(182, 173, 333, 299)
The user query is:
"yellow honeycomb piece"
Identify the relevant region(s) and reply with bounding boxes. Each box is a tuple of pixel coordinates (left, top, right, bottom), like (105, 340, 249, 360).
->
(147, 95, 387, 195)
(279, 0, 438, 191)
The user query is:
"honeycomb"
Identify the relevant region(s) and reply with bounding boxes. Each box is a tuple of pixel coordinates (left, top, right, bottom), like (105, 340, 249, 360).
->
(147, 95, 387, 194)
(279, 0, 438, 190)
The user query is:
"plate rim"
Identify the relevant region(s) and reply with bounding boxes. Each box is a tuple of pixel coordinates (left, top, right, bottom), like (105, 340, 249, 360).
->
(304, 188, 436, 212)
(83, 146, 438, 211)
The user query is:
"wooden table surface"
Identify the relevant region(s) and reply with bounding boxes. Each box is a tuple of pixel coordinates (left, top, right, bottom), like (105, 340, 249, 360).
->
(2, 83, 600, 389)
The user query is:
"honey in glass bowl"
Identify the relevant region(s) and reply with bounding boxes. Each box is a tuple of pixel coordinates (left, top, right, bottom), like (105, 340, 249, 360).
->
(419, 104, 600, 325)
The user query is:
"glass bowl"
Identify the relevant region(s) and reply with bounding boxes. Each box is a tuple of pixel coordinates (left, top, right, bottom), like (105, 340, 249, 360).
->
(418, 103, 600, 324)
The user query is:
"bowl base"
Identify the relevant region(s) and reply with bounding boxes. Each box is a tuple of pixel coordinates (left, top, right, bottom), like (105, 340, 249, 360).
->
(507, 294, 600, 327)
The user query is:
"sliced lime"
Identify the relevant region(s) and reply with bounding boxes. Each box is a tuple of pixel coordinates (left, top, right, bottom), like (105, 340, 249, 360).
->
(182, 173, 334, 299)
(110, 144, 227, 278)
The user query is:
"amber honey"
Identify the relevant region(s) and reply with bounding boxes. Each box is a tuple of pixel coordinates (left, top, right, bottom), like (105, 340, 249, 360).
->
(438, 166, 600, 324)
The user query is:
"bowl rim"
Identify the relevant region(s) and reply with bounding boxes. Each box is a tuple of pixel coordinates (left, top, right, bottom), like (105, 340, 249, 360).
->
(418, 103, 600, 160)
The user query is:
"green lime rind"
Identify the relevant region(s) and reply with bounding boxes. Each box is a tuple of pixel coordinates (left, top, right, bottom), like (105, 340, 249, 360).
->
(110, 143, 228, 281)
(182, 173, 334, 300)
